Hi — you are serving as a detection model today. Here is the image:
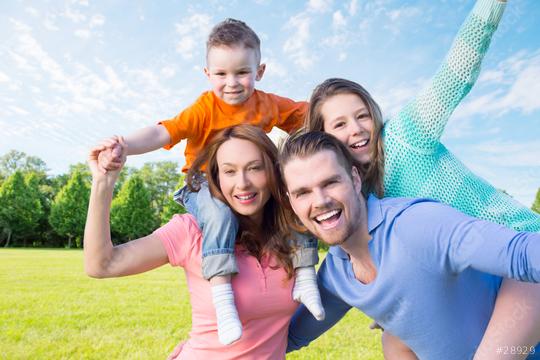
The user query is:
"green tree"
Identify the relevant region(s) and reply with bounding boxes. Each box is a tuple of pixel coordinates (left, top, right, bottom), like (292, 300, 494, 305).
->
(49, 170, 90, 248)
(22, 172, 50, 247)
(532, 188, 540, 214)
(160, 175, 187, 225)
(0, 171, 43, 247)
(136, 161, 181, 217)
(111, 174, 158, 242)
(0, 150, 47, 179)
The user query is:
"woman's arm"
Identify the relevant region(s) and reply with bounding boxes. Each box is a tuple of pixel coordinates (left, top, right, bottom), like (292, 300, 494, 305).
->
(385, 0, 506, 150)
(84, 141, 168, 278)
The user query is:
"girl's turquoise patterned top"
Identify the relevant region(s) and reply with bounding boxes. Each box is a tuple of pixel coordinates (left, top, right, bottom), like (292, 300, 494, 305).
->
(383, 0, 540, 231)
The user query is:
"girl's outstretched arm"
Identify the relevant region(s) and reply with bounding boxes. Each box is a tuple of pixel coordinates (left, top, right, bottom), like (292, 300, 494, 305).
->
(385, 0, 506, 150)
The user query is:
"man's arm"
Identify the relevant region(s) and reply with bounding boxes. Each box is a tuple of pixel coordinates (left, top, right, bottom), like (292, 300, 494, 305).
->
(287, 260, 352, 352)
(393, 200, 540, 359)
(395, 201, 540, 282)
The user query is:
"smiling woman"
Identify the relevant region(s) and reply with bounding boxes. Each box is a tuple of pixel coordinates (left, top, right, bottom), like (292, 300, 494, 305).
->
(187, 125, 296, 279)
(216, 138, 271, 223)
(84, 125, 304, 359)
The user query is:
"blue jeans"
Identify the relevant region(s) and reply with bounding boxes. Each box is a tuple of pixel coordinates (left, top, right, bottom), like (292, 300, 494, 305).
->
(175, 181, 319, 280)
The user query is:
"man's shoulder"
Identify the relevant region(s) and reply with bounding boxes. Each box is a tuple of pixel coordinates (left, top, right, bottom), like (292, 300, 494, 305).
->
(374, 196, 443, 219)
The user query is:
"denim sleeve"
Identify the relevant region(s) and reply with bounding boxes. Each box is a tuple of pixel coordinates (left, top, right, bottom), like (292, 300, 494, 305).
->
(287, 259, 352, 352)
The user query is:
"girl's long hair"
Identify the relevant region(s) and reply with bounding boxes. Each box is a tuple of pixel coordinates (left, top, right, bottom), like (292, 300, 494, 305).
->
(305, 78, 385, 197)
(187, 125, 296, 278)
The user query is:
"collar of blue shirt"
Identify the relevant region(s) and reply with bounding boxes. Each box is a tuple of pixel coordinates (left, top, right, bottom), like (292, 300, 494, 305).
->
(328, 195, 384, 260)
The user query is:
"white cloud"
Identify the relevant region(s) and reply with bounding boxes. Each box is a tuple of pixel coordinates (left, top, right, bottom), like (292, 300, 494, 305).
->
(103, 65, 125, 92)
(308, 0, 333, 13)
(161, 66, 176, 78)
(321, 34, 346, 47)
(502, 62, 540, 113)
(455, 51, 540, 119)
(283, 13, 315, 70)
(175, 13, 212, 60)
(72, 0, 89, 6)
(387, 6, 421, 21)
(176, 37, 197, 58)
(263, 58, 288, 78)
(374, 78, 427, 119)
(0, 71, 10, 83)
(74, 29, 91, 38)
(25, 7, 39, 17)
(472, 140, 540, 167)
(10, 18, 32, 32)
(11, 24, 67, 84)
(63, 7, 86, 23)
(43, 14, 60, 31)
(9, 105, 30, 115)
(8, 50, 35, 72)
(332, 10, 346, 28)
(89, 14, 105, 28)
(477, 69, 505, 84)
(383, 6, 423, 35)
(347, 0, 358, 16)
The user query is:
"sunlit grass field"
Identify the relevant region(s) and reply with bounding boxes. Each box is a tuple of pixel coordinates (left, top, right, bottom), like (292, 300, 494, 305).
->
(0, 249, 382, 359)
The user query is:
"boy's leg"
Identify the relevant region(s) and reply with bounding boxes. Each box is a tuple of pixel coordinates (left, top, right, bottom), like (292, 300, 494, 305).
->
(175, 182, 241, 345)
(291, 232, 325, 321)
(175, 182, 239, 278)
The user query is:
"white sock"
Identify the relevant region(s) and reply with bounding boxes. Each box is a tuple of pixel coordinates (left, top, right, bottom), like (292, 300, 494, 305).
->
(211, 283, 242, 345)
(293, 266, 325, 321)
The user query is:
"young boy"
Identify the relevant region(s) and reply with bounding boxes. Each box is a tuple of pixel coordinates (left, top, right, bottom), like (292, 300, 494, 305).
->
(95, 19, 324, 345)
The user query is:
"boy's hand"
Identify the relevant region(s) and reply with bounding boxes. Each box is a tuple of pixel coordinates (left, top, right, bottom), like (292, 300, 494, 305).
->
(92, 136, 125, 173)
(88, 138, 127, 185)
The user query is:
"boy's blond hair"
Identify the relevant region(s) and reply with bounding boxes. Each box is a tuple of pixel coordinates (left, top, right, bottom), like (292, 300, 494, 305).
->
(206, 18, 261, 63)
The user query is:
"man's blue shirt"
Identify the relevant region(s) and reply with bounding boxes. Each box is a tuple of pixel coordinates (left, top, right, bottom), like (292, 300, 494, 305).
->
(288, 196, 540, 359)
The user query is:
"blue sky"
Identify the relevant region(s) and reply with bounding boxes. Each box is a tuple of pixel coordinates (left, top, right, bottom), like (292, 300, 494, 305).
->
(1, 0, 539, 206)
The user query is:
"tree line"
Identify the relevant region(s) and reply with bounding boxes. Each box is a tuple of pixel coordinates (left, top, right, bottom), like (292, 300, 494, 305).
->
(1, 149, 540, 248)
(0, 150, 185, 248)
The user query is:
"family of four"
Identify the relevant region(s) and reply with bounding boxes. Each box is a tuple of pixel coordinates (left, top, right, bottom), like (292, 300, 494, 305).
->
(85, 0, 540, 358)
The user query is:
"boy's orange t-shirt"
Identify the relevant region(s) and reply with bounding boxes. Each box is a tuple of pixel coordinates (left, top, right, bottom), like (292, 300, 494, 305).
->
(159, 89, 308, 173)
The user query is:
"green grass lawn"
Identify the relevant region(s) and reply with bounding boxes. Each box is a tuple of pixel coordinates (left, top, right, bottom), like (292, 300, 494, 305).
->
(0, 249, 382, 359)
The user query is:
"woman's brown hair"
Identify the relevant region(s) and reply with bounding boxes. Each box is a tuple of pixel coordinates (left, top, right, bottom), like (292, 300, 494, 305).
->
(187, 125, 296, 278)
(305, 78, 385, 197)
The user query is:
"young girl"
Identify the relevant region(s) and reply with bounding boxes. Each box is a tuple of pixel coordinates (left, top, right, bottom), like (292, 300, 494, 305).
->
(305, 0, 540, 357)
(84, 125, 309, 359)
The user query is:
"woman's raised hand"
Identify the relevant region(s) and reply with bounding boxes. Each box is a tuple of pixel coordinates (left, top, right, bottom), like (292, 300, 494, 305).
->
(88, 136, 127, 182)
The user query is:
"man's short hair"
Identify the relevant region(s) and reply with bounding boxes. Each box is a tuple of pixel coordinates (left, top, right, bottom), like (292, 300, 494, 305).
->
(206, 18, 261, 63)
(279, 130, 361, 183)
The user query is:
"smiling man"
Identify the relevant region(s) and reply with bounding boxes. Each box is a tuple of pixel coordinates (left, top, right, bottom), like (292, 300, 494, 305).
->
(280, 131, 540, 359)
